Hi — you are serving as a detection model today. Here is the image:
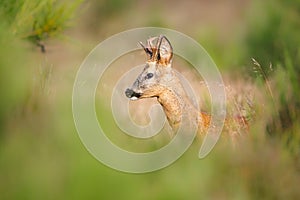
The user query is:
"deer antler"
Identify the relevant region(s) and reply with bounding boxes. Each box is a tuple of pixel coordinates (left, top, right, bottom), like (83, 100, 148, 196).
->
(139, 36, 161, 61)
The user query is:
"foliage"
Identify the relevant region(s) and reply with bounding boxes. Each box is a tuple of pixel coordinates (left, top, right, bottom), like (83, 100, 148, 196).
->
(245, 0, 300, 71)
(0, 0, 82, 51)
(245, 0, 300, 147)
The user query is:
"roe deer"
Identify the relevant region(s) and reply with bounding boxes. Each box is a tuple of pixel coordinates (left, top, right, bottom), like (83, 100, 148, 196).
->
(125, 35, 247, 136)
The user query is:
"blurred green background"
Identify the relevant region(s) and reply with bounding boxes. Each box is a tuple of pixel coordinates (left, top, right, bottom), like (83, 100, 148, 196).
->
(1, 0, 300, 199)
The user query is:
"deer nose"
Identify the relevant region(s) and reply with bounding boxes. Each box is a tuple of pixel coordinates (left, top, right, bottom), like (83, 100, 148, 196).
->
(125, 88, 141, 100)
(125, 88, 133, 98)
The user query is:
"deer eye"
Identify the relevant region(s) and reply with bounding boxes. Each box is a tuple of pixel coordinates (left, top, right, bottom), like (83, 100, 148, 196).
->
(146, 73, 154, 79)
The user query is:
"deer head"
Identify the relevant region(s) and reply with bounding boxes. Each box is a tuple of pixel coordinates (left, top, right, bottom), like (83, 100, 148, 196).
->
(125, 35, 176, 100)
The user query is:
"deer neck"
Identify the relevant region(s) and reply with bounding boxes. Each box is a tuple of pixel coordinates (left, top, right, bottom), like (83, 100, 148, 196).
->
(157, 85, 199, 131)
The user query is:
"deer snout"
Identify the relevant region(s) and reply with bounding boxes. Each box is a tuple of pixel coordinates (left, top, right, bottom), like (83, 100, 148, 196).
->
(125, 88, 141, 100)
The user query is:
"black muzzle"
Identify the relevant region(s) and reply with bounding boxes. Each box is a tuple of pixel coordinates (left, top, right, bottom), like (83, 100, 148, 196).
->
(125, 88, 141, 99)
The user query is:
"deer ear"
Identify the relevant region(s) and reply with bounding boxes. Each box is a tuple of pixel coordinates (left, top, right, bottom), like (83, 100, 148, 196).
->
(139, 41, 153, 60)
(157, 36, 173, 65)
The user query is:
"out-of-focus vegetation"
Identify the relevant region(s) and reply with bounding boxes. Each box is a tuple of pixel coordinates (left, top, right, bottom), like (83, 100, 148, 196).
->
(1, 0, 300, 199)
(0, 0, 82, 51)
(242, 0, 300, 156)
(0, 0, 82, 131)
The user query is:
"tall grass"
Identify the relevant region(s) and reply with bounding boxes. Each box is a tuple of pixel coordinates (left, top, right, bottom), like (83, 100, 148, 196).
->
(243, 0, 300, 158)
(0, 0, 83, 125)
